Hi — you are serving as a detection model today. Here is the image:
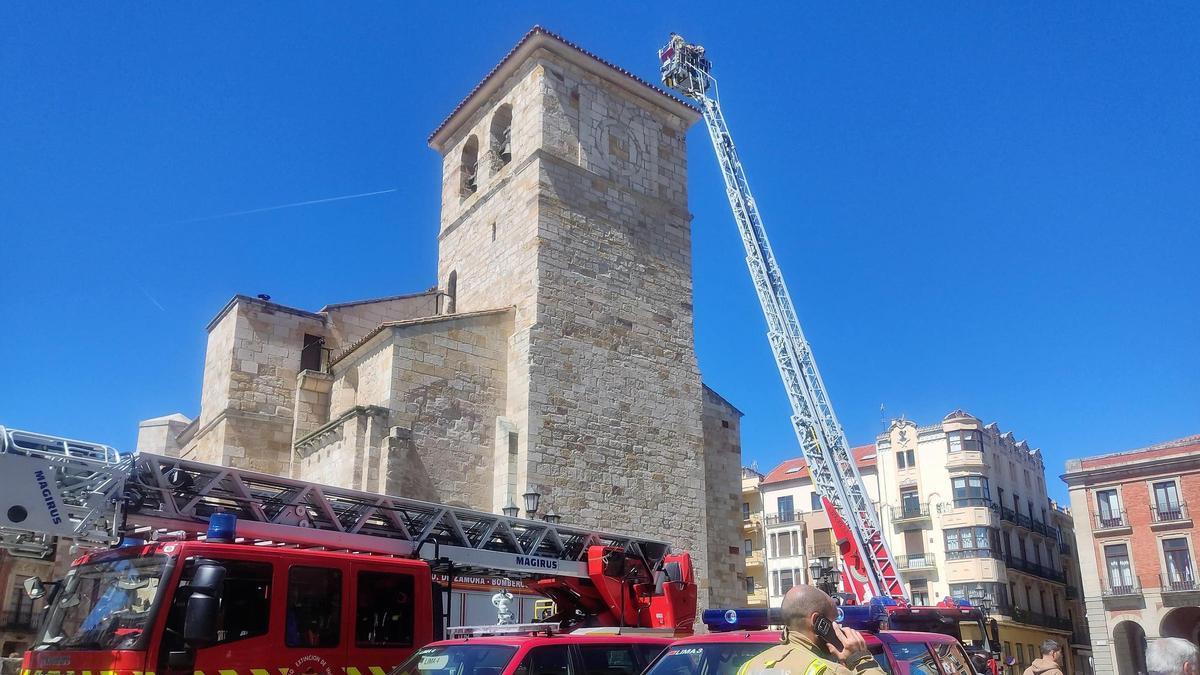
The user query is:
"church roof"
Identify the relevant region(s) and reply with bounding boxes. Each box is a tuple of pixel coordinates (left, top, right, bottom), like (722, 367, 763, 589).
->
(428, 26, 698, 152)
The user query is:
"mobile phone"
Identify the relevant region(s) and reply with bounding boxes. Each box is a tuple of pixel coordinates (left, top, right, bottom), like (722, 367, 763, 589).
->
(813, 615, 844, 652)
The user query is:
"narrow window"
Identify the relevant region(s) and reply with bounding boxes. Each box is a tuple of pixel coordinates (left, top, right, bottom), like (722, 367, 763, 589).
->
(460, 136, 479, 196)
(1163, 538, 1194, 588)
(776, 495, 794, 521)
(286, 566, 342, 648)
(745, 576, 755, 594)
(301, 334, 323, 371)
(490, 104, 512, 167)
(445, 270, 457, 314)
(1104, 543, 1134, 592)
(743, 538, 752, 555)
(741, 502, 750, 520)
(810, 492, 823, 511)
(355, 571, 414, 647)
(491, 222, 497, 242)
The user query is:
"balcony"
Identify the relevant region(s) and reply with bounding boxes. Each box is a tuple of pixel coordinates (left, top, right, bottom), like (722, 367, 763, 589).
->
(1010, 607, 1073, 632)
(896, 553, 937, 572)
(1095, 511, 1132, 535)
(765, 512, 801, 526)
(808, 544, 838, 560)
(1102, 581, 1141, 598)
(892, 504, 932, 529)
(1066, 585, 1080, 600)
(1058, 542, 1072, 556)
(1151, 503, 1192, 529)
(742, 514, 762, 532)
(1004, 553, 1066, 583)
(1071, 629, 1092, 647)
(745, 550, 765, 568)
(1159, 574, 1200, 594)
(0, 610, 37, 631)
(1031, 520, 1061, 540)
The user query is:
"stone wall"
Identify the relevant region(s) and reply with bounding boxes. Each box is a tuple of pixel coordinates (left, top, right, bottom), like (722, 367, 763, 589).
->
(702, 386, 747, 608)
(296, 309, 513, 508)
(323, 292, 441, 352)
(380, 310, 513, 509)
(524, 57, 717, 605)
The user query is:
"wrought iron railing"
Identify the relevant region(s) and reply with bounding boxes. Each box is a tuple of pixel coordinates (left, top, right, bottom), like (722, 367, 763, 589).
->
(1096, 511, 1128, 529)
(1004, 553, 1066, 583)
(1159, 573, 1199, 592)
(765, 512, 800, 525)
(1102, 581, 1141, 597)
(892, 504, 931, 520)
(1151, 503, 1189, 524)
(0, 609, 37, 630)
(896, 553, 937, 569)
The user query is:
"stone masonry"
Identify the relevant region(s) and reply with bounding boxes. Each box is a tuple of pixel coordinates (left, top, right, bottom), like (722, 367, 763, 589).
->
(137, 27, 744, 611)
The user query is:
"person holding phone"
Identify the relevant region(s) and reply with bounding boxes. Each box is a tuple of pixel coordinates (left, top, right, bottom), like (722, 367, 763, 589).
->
(739, 585, 885, 675)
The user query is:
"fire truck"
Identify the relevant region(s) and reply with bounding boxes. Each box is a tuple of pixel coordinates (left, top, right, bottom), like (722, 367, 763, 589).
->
(0, 426, 697, 675)
(659, 34, 1001, 675)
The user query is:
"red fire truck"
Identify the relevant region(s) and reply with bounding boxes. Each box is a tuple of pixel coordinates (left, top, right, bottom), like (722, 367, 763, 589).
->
(0, 427, 697, 675)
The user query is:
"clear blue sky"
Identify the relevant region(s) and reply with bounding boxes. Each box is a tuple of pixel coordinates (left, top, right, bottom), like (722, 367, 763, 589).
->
(3, 3, 1197, 504)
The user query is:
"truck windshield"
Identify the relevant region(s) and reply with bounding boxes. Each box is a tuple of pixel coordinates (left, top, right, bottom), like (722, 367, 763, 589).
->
(391, 645, 518, 675)
(644, 643, 773, 675)
(36, 554, 169, 651)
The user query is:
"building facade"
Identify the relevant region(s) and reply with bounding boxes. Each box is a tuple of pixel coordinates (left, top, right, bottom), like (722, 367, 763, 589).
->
(1063, 434, 1200, 675)
(758, 445, 880, 607)
(741, 467, 767, 607)
(131, 27, 744, 609)
(876, 413, 1081, 675)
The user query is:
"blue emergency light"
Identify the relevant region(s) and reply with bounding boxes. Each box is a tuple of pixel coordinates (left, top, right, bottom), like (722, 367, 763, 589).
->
(207, 512, 237, 543)
(703, 597, 894, 633)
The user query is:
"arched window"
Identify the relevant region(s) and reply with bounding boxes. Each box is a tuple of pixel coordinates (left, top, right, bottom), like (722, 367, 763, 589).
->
(490, 104, 512, 167)
(446, 270, 457, 313)
(460, 136, 478, 196)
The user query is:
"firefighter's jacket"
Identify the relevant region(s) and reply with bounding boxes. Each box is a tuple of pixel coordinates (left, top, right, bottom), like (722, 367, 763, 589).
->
(738, 632, 887, 675)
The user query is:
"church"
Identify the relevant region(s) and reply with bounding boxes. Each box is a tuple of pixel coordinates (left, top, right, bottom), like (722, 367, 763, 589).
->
(137, 27, 745, 608)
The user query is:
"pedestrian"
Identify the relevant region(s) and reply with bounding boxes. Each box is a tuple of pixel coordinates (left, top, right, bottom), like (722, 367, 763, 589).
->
(1022, 640, 1065, 675)
(1147, 637, 1199, 675)
(739, 585, 887, 675)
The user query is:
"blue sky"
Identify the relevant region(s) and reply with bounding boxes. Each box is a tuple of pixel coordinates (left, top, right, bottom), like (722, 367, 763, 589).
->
(2, 3, 1197, 504)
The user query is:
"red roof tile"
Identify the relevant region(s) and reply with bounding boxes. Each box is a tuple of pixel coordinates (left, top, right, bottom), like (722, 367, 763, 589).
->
(428, 26, 696, 148)
(1079, 434, 1200, 470)
(762, 444, 877, 485)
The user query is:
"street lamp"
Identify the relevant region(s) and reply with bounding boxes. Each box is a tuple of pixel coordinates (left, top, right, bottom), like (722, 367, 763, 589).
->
(543, 509, 561, 525)
(502, 499, 519, 518)
(523, 491, 541, 519)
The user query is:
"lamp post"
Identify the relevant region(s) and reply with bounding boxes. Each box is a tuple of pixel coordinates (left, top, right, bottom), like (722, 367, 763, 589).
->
(522, 491, 541, 519)
(543, 509, 561, 525)
(501, 499, 519, 519)
(808, 557, 842, 596)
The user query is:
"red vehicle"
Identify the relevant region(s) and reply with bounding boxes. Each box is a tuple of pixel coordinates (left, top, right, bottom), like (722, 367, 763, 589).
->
(2, 428, 697, 675)
(19, 537, 694, 675)
(644, 629, 980, 675)
(389, 627, 673, 675)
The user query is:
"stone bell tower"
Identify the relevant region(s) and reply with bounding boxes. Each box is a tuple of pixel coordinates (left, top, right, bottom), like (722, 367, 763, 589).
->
(428, 27, 741, 608)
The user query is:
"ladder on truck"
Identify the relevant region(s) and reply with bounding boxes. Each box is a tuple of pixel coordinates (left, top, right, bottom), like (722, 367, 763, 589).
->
(658, 34, 904, 601)
(0, 425, 673, 581)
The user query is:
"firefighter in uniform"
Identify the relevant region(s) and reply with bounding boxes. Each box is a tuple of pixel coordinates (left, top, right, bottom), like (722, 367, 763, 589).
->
(739, 586, 887, 675)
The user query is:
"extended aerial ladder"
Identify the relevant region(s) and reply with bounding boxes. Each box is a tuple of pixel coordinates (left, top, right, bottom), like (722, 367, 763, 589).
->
(658, 34, 904, 601)
(0, 425, 696, 630)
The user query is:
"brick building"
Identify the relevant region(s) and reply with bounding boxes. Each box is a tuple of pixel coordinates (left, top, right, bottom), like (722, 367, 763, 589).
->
(1063, 434, 1200, 675)
(129, 26, 746, 610)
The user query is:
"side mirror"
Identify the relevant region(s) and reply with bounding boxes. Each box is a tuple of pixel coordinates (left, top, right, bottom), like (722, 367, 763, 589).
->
(183, 563, 225, 648)
(23, 577, 46, 600)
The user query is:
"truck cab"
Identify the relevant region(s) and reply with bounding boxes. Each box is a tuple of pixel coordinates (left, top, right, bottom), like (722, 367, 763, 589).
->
(23, 539, 435, 675)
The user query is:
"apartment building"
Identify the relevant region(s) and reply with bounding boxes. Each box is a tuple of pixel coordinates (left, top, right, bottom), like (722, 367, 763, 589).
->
(1063, 434, 1200, 675)
(758, 445, 880, 607)
(876, 412, 1080, 675)
(741, 467, 768, 607)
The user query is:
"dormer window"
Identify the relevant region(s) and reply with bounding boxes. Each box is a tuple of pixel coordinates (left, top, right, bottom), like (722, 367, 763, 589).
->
(490, 104, 512, 167)
(460, 136, 479, 196)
